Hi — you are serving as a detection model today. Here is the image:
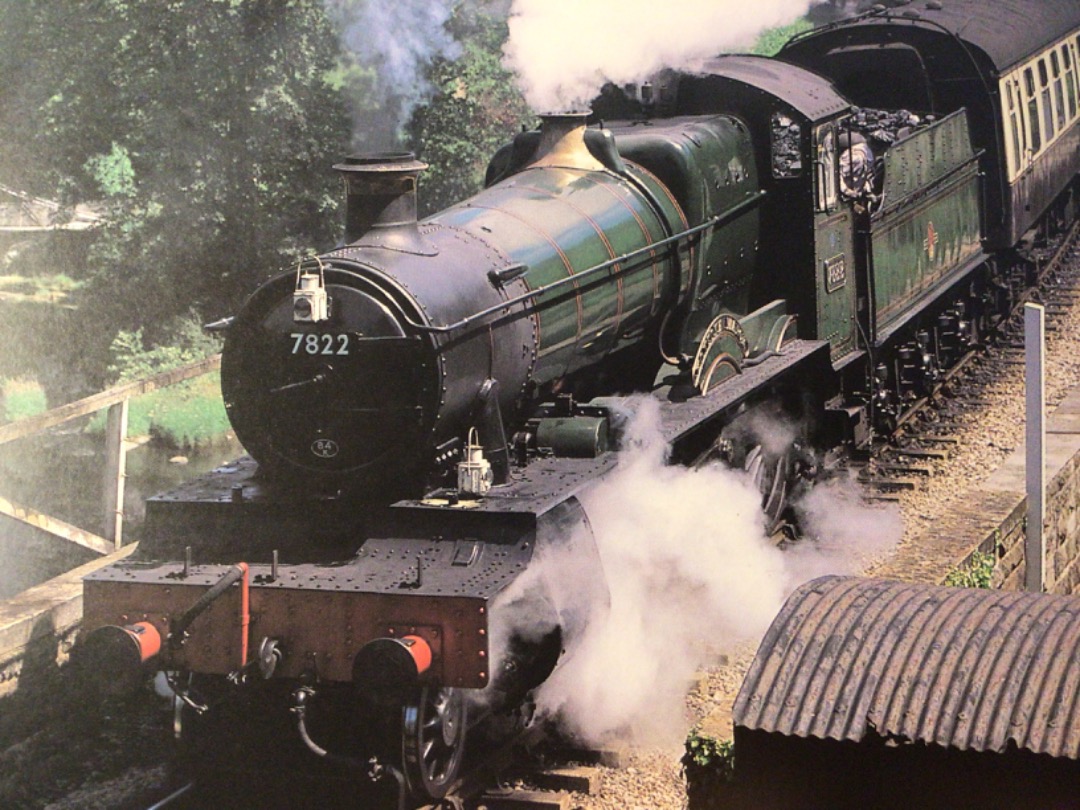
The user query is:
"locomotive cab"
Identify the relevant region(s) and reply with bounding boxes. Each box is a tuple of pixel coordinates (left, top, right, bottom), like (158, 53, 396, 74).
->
(673, 56, 861, 366)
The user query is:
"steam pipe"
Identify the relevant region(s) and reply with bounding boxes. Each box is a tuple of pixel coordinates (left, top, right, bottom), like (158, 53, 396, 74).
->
(238, 562, 249, 668)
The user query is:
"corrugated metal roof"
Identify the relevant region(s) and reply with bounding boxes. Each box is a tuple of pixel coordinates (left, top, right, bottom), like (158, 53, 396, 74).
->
(784, 0, 1080, 74)
(691, 55, 851, 121)
(733, 576, 1080, 759)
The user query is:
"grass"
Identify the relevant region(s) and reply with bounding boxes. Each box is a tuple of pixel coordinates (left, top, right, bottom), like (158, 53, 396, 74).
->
(1, 365, 229, 449)
(1, 332, 230, 448)
(86, 371, 231, 450)
(1, 377, 48, 422)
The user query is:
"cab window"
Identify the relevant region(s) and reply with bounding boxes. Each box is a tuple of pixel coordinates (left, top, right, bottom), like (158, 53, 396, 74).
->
(813, 125, 838, 212)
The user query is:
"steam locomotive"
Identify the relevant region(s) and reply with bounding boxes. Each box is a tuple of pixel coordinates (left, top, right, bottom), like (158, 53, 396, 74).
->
(75, 1, 1080, 804)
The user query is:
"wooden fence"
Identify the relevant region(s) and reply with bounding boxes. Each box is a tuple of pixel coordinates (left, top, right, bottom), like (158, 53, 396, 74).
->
(0, 354, 221, 553)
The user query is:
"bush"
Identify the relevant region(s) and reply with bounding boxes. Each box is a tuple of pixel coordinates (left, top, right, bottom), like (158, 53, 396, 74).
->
(106, 314, 222, 384)
(944, 548, 997, 589)
(87, 313, 230, 448)
(751, 20, 813, 55)
(684, 731, 736, 780)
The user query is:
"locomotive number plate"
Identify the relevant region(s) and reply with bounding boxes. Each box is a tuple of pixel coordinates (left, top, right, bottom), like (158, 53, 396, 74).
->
(290, 332, 350, 356)
(824, 254, 847, 293)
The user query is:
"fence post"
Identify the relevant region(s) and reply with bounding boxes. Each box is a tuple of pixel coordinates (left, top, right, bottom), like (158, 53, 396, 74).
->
(1024, 303, 1045, 593)
(102, 399, 129, 549)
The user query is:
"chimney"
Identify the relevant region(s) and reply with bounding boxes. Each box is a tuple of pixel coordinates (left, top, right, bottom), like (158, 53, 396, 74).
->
(531, 112, 605, 172)
(333, 153, 435, 254)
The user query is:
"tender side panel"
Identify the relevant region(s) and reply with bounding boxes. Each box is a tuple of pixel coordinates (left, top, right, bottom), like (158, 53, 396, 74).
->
(869, 111, 984, 344)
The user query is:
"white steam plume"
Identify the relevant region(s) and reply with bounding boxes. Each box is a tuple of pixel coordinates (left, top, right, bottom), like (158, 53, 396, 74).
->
(494, 396, 901, 749)
(323, 0, 461, 148)
(503, 0, 816, 112)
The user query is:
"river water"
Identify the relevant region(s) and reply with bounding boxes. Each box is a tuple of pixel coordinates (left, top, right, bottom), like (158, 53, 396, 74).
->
(0, 427, 243, 600)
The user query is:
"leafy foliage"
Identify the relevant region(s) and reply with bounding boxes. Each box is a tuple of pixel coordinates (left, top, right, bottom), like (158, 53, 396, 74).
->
(945, 548, 997, 589)
(0, 0, 354, 382)
(92, 313, 229, 447)
(407, 2, 534, 213)
(750, 20, 813, 56)
(83, 144, 137, 199)
(105, 316, 220, 384)
(684, 731, 736, 781)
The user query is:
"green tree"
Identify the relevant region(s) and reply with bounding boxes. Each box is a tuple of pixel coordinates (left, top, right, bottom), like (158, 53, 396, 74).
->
(0, 1, 354, 386)
(407, 1, 533, 214)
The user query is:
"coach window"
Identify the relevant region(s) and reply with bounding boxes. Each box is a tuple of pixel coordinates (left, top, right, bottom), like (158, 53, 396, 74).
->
(1025, 67, 1042, 153)
(1064, 44, 1077, 120)
(1051, 52, 1066, 131)
(1005, 80, 1023, 177)
(1039, 58, 1055, 140)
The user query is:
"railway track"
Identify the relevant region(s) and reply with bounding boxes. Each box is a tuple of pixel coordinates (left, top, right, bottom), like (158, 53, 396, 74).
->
(110, 711, 615, 810)
(855, 221, 1080, 496)
(126, 746, 610, 810)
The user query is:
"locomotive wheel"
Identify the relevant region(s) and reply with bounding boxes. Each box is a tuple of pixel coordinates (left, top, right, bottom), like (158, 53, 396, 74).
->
(744, 444, 790, 536)
(401, 686, 466, 801)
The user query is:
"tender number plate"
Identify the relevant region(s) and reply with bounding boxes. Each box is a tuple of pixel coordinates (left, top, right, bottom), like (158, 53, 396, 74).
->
(824, 254, 847, 293)
(290, 332, 350, 356)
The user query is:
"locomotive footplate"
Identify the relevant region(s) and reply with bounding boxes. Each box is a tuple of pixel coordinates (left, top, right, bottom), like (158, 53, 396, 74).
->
(656, 338, 833, 447)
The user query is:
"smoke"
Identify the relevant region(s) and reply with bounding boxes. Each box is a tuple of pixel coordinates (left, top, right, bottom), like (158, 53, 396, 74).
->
(493, 396, 901, 748)
(322, 0, 462, 148)
(503, 0, 816, 112)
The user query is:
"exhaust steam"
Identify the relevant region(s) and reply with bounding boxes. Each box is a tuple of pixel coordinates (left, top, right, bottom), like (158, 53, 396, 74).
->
(491, 396, 902, 748)
(503, 0, 818, 112)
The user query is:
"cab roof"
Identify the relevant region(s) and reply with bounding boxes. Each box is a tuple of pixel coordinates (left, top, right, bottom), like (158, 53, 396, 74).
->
(686, 54, 851, 122)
